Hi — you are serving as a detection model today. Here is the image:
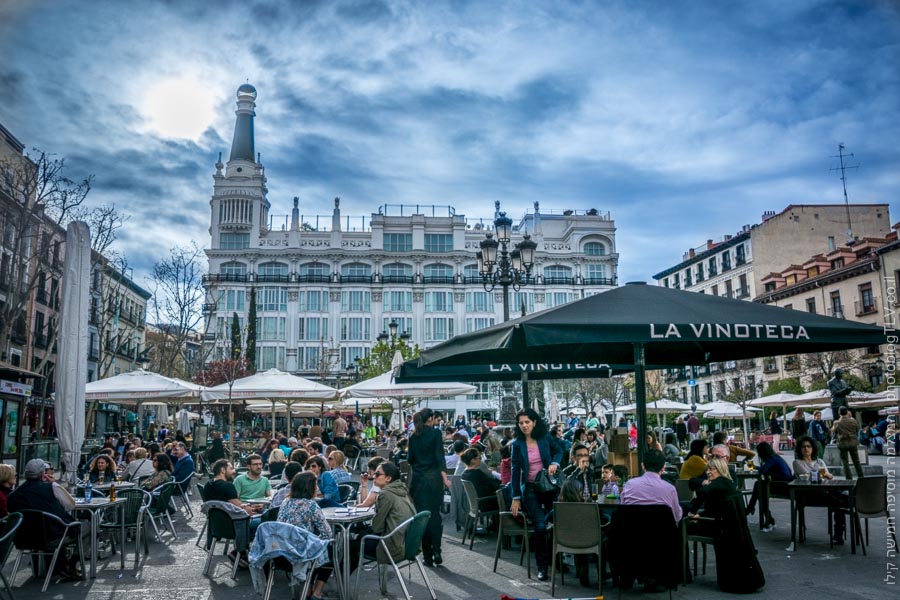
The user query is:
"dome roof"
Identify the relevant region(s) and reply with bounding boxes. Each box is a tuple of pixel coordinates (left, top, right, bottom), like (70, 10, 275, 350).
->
(236, 83, 257, 99)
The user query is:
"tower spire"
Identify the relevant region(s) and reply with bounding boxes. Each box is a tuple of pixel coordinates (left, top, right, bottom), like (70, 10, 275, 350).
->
(229, 83, 257, 162)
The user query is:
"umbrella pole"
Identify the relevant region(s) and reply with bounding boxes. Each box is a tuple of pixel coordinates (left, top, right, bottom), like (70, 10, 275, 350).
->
(633, 343, 647, 473)
(271, 400, 276, 438)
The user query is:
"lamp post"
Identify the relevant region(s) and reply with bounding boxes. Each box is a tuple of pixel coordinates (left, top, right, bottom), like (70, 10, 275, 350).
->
(476, 205, 537, 322)
(377, 318, 411, 353)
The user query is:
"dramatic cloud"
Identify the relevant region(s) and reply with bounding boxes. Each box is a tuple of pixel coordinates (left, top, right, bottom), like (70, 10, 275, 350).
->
(0, 0, 898, 284)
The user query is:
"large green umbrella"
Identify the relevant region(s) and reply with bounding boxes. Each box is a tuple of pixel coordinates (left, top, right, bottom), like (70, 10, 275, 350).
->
(397, 282, 885, 468)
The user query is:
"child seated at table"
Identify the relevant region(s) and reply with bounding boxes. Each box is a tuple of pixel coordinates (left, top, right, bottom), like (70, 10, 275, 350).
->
(600, 464, 627, 497)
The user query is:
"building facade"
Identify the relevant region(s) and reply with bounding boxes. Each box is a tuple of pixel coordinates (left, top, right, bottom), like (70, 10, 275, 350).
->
(653, 204, 891, 406)
(202, 85, 619, 419)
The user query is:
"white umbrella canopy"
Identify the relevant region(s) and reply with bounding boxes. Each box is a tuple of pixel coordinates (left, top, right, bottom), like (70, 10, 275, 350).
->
(703, 405, 762, 419)
(201, 368, 337, 402)
(85, 369, 204, 403)
(747, 392, 802, 408)
(246, 402, 333, 416)
(790, 388, 888, 404)
(617, 399, 693, 414)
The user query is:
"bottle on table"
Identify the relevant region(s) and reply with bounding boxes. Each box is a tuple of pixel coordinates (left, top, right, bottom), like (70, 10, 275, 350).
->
(85, 479, 93, 502)
(109, 482, 116, 502)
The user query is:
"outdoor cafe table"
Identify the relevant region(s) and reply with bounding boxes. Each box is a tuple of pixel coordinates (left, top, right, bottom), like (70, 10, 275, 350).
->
(323, 506, 375, 600)
(787, 478, 857, 553)
(73, 497, 126, 578)
(91, 481, 137, 492)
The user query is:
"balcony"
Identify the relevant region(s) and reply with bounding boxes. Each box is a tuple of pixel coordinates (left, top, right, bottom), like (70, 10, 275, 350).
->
(463, 276, 483, 284)
(202, 274, 249, 283)
(735, 287, 750, 299)
(855, 297, 879, 316)
(763, 361, 778, 374)
(708, 267, 717, 277)
(256, 274, 290, 283)
(297, 274, 331, 283)
(583, 277, 615, 286)
(721, 261, 732, 273)
(543, 276, 575, 285)
(201, 303, 216, 314)
(422, 276, 455, 284)
(382, 275, 414, 284)
(736, 256, 746, 266)
(340, 275, 374, 284)
(827, 307, 845, 319)
(203, 333, 217, 341)
(784, 356, 800, 371)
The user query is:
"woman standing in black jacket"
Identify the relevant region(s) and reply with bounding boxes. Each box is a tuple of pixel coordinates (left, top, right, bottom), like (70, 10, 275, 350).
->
(407, 408, 450, 567)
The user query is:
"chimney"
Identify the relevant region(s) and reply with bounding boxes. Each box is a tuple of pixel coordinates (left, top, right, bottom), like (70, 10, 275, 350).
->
(707, 239, 714, 250)
(689, 248, 695, 259)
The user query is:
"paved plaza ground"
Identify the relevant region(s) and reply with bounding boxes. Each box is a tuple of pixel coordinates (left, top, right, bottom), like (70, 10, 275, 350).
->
(4, 453, 897, 600)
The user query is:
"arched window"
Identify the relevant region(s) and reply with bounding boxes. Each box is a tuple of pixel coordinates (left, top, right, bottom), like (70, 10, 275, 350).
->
(382, 263, 413, 283)
(258, 261, 288, 276)
(424, 264, 454, 283)
(584, 242, 606, 256)
(298, 262, 330, 282)
(463, 264, 480, 281)
(220, 261, 247, 276)
(341, 263, 372, 276)
(543, 265, 573, 283)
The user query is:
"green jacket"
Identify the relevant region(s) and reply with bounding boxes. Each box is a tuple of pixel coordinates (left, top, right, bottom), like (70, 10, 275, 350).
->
(372, 480, 416, 563)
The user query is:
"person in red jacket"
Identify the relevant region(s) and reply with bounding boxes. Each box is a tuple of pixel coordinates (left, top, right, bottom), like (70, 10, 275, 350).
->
(0, 464, 14, 517)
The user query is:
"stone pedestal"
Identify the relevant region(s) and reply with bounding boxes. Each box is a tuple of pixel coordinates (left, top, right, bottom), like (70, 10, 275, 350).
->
(822, 443, 868, 467)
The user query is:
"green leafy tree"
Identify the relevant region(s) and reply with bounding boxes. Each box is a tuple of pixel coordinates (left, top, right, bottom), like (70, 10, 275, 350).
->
(356, 336, 420, 379)
(230, 312, 241, 359)
(246, 286, 257, 371)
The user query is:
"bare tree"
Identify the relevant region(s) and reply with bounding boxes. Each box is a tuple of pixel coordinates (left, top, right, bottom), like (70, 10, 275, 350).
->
(0, 150, 92, 356)
(145, 243, 205, 379)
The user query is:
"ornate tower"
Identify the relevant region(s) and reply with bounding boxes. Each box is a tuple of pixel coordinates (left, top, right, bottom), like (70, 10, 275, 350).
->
(209, 83, 270, 248)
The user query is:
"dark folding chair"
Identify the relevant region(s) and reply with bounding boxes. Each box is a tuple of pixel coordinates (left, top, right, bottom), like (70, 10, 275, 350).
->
(147, 482, 179, 541)
(0, 512, 23, 600)
(203, 505, 251, 579)
(550, 502, 606, 597)
(460, 479, 499, 549)
(10, 510, 86, 593)
(608, 504, 683, 599)
(355, 511, 437, 600)
(493, 488, 534, 578)
(99, 488, 151, 568)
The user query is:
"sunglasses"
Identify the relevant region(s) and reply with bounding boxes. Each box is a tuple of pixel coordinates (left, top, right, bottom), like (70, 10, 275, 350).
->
(374, 471, 385, 477)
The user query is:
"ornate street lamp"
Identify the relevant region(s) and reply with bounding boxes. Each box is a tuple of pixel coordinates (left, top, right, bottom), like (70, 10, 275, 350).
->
(477, 204, 538, 321)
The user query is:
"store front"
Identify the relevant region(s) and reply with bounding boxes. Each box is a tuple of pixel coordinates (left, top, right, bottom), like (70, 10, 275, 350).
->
(0, 379, 28, 469)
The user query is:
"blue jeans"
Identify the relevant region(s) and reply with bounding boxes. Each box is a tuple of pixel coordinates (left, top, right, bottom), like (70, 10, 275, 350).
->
(521, 483, 554, 569)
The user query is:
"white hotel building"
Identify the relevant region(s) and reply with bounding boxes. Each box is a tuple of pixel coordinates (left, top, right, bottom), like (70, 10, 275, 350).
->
(202, 84, 618, 419)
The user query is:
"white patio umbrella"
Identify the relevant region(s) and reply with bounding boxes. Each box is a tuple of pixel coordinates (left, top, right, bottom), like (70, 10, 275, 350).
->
(55, 221, 91, 485)
(341, 352, 477, 427)
(617, 399, 692, 437)
(85, 369, 204, 403)
(201, 369, 338, 442)
(703, 405, 761, 419)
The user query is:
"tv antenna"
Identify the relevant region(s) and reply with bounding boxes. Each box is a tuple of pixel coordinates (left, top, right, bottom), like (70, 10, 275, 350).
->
(830, 143, 859, 244)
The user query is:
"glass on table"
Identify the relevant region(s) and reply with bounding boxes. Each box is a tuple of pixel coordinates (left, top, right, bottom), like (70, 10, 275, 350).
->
(590, 483, 599, 502)
(98, 473, 105, 485)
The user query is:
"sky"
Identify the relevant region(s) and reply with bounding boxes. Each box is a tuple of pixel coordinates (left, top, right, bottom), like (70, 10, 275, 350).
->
(1, 0, 898, 285)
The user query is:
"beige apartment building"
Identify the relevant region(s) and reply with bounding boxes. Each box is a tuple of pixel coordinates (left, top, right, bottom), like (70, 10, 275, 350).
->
(756, 236, 893, 389)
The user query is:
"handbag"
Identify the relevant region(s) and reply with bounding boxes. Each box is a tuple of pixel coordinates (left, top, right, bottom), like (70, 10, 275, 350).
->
(534, 468, 560, 495)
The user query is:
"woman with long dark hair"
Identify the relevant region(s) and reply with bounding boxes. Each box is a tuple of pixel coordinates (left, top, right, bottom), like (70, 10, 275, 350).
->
(407, 407, 450, 567)
(509, 407, 563, 581)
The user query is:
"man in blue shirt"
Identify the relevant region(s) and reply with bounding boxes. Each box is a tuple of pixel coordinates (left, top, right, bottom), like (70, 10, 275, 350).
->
(171, 442, 195, 491)
(567, 412, 580, 431)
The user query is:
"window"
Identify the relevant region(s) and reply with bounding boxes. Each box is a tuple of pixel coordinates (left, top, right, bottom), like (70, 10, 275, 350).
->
(543, 265, 572, 282)
(299, 262, 330, 281)
(827, 236, 836, 251)
(708, 257, 717, 276)
(584, 264, 606, 282)
(217, 289, 246, 312)
(258, 262, 289, 276)
(341, 317, 371, 341)
(425, 291, 453, 312)
(220, 233, 249, 249)
(341, 291, 370, 312)
(725, 279, 733, 298)
(738, 273, 749, 298)
(830, 291, 843, 318)
(858, 283, 876, 315)
(806, 298, 816, 314)
(341, 263, 372, 277)
(300, 346, 321, 370)
(721, 251, 731, 271)
(298, 317, 328, 341)
(711, 284, 719, 296)
(221, 261, 247, 276)
(466, 317, 495, 332)
(424, 264, 454, 282)
(831, 258, 845, 269)
(696, 263, 704, 282)
(298, 291, 328, 312)
(465, 292, 493, 313)
(511, 292, 534, 313)
(425, 317, 454, 341)
(384, 233, 412, 252)
(340, 347, 367, 368)
(673, 273, 680, 289)
(382, 317, 414, 338)
(258, 346, 285, 370)
(736, 244, 746, 265)
(382, 263, 412, 281)
(384, 291, 412, 312)
(584, 242, 605, 256)
(257, 317, 286, 341)
(463, 264, 480, 281)
(258, 287, 287, 311)
(546, 292, 574, 308)
(684, 269, 692, 287)
(424, 233, 453, 252)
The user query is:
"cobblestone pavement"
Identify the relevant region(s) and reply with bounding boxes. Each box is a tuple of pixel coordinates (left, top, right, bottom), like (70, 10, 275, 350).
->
(4, 453, 897, 599)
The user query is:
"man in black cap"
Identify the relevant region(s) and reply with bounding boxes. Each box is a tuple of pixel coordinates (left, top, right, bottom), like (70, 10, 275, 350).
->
(7, 459, 83, 579)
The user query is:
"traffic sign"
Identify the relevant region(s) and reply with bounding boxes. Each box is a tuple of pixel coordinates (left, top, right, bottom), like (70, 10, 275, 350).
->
(687, 379, 697, 387)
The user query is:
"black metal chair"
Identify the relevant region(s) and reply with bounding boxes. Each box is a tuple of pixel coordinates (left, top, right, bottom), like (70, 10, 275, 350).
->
(203, 505, 251, 579)
(250, 521, 323, 600)
(0, 512, 23, 600)
(10, 510, 86, 593)
(172, 472, 196, 519)
(194, 480, 210, 548)
(99, 488, 151, 568)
